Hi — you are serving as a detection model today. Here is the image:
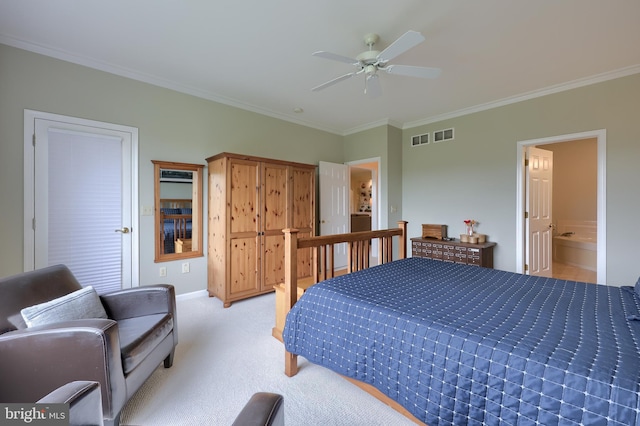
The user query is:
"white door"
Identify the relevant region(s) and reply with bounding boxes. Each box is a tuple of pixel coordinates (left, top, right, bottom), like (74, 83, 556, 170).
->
(526, 146, 553, 277)
(24, 111, 139, 293)
(319, 161, 349, 270)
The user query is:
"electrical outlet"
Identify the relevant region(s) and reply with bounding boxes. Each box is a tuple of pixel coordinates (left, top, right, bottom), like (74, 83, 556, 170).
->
(181, 262, 190, 273)
(159, 267, 166, 277)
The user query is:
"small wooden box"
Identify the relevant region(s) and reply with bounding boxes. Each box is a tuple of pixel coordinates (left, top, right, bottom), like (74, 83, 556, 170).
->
(422, 224, 448, 240)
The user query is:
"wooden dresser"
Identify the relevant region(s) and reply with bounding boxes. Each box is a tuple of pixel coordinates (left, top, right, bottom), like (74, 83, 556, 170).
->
(411, 237, 496, 268)
(206, 152, 315, 307)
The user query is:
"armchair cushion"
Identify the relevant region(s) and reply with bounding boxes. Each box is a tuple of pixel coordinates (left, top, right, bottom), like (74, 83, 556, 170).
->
(118, 313, 174, 374)
(20, 286, 107, 328)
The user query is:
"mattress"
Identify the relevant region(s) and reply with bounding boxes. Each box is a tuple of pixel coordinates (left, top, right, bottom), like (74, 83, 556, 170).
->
(283, 257, 640, 425)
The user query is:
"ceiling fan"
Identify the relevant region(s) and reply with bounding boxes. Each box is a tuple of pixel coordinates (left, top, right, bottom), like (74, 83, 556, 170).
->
(311, 30, 441, 98)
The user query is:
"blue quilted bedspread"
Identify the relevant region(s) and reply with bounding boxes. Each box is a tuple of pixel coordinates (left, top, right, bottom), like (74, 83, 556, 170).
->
(283, 257, 640, 425)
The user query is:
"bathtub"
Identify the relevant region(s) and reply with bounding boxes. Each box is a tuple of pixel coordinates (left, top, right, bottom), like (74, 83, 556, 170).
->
(552, 234, 597, 271)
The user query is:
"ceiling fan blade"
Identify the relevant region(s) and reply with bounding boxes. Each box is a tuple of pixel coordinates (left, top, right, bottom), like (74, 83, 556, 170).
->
(311, 72, 356, 91)
(377, 30, 425, 63)
(312, 51, 359, 65)
(365, 74, 382, 98)
(384, 65, 442, 79)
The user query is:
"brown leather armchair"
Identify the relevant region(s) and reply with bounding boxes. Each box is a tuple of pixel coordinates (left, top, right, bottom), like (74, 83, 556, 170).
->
(0, 265, 178, 426)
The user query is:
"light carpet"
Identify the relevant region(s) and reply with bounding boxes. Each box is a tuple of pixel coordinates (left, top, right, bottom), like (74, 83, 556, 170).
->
(120, 292, 414, 426)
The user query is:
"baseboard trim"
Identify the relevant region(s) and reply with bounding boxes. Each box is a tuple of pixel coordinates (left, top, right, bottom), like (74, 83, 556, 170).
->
(176, 289, 208, 301)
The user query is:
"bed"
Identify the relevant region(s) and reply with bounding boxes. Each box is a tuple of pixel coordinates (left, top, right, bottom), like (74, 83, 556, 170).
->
(281, 223, 640, 425)
(159, 198, 192, 253)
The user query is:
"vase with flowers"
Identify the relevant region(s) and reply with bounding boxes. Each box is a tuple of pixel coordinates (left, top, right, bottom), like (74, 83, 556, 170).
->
(464, 219, 477, 236)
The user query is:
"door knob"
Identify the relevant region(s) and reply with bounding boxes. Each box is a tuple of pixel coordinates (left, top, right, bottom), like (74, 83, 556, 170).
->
(115, 227, 130, 234)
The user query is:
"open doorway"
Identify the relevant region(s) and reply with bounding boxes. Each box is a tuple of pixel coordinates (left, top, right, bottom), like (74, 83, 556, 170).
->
(318, 158, 380, 270)
(516, 130, 606, 284)
(347, 159, 379, 235)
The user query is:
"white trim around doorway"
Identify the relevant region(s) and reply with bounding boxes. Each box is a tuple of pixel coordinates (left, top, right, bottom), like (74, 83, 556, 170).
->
(23, 109, 140, 286)
(515, 129, 606, 284)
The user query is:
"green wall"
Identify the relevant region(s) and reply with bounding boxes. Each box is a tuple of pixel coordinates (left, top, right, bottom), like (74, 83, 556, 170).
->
(0, 44, 343, 294)
(402, 73, 640, 286)
(2, 42, 639, 291)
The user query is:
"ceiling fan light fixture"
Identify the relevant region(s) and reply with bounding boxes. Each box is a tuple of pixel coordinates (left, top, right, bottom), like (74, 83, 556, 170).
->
(364, 64, 377, 76)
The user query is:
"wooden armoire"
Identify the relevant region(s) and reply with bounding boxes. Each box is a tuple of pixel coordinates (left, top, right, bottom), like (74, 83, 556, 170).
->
(206, 152, 315, 307)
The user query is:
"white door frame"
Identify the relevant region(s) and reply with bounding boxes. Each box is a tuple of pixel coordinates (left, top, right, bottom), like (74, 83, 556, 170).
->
(347, 157, 380, 264)
(516, 129, 606, 284)
(346, 157, 380, 232)
(23, 109, 140, 286)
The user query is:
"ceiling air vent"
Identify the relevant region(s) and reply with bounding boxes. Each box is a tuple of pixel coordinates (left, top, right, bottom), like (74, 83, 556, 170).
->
(411, 133, 429, 147)
(433, 128, 454, 143)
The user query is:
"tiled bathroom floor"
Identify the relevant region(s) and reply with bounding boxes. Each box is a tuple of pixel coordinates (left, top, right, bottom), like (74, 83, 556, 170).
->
(552, 261, 597, 284)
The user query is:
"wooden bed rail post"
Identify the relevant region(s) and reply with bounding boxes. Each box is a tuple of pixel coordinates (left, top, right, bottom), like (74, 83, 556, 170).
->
(398, 221, 408, 259)
(283, 228, 299, 377)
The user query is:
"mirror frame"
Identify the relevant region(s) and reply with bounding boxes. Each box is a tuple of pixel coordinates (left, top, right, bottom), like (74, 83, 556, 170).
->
(152, 160, 204, 262)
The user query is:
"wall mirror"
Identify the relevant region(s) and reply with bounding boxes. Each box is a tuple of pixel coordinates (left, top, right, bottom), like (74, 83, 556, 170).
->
(152, 160, 204, 262)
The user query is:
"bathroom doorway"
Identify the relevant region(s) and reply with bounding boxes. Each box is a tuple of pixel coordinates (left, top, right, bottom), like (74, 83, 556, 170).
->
(516, 130, 606, 284)
(542, 138, 598, 283)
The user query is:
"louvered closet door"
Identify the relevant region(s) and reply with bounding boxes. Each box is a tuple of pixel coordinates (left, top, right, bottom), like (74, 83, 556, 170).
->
(30, 114, 137, 294)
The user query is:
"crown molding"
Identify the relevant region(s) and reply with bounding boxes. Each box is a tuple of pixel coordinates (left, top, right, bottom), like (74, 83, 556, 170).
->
(403, 64, 640, 129)
(3, 35, 638, 137)
(0, 35, 344, 135)
(343, 118, 404, 136)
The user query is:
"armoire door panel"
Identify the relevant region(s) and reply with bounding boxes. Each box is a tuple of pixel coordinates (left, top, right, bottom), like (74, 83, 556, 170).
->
(262, 234, 285, 290)
(262, 163, 288, 232)
(229, 236, 259, 295)
(292, 167, 314, 230)
(230, 160, 259, 235)
(297, 231, 313, 279)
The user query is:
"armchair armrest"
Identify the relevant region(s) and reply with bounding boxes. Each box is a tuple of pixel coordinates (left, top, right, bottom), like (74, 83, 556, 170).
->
(0, 319, 126, 419)
(38, 381, 103, 426)
(232, 393, 284, 426)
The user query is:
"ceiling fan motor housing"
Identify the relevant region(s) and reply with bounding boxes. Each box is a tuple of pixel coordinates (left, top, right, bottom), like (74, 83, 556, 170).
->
(357, 50, 381, 66)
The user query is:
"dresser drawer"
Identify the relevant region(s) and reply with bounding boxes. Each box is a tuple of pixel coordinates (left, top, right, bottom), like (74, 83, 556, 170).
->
(442, 244, 456, 262)
(467, 247, 482, 266)
(431, 242, 443, 260)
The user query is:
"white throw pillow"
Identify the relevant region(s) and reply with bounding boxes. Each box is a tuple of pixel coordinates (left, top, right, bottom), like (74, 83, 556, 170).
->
(21, 286, 108, 327)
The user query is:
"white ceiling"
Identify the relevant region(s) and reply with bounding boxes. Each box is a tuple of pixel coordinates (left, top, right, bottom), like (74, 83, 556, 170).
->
(1, 1, 639, 135)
